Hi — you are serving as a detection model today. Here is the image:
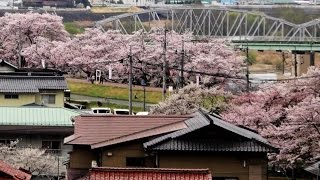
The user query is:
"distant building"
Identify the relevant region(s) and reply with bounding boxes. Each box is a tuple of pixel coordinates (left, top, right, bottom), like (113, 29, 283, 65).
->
(0, 60, 68, 108)
(64, 109, 278, 180)
(0, 106, 81, 176)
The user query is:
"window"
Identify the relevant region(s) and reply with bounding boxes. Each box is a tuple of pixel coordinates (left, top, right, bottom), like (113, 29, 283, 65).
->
(0, 139, 15, 145)
(4, 94, 18, 99)
(42, 140, 61, 150)
(99, 109, 110, 113)
(41, 94, 56, 104)
(126, 157, 146, 167)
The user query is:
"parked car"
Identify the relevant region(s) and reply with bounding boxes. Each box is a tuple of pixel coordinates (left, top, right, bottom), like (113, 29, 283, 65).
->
(91, 107, 112, 115)
(113, 109, 130, 115)
(136, 112, 149, 115)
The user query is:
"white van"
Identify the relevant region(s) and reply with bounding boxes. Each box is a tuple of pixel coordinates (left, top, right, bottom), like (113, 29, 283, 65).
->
(136, 112, 149, 115)
(91, 107, 112, 115)
(113, 109, 130, 115)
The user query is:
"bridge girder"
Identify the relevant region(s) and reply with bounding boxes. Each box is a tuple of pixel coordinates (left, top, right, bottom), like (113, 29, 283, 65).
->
(96, 8, 320, 42)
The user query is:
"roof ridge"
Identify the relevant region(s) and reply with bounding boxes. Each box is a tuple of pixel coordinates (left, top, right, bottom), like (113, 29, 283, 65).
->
(90, 118, 189, 148)
(143, 111, 210, 149)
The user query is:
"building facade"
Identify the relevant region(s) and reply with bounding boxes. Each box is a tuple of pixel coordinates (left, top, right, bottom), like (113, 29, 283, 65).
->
(65, 110, 278, 180)
(0, 107, 81, 176)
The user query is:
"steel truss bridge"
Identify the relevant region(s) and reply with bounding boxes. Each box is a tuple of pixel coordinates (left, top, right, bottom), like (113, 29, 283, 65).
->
(96, 7, 320, 43)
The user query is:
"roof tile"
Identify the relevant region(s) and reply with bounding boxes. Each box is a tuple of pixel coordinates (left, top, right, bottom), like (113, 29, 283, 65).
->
(0, 76, 67, 93)
(150, 139, 277, 152)
(0, 160, 32, 180)
(64, 115, 192, 148)
(89, 167, 212, 180)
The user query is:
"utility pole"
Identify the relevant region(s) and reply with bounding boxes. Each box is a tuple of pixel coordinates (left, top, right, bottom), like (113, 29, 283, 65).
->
(246, 46, 250, 92)
(18, 22, 22, 68)
(128, 46, 133, 115)
(57, 156, 60, 180)
(162, 29, 168, 101)
(282, 52, 285, 75)
(294, 50, 298, 77)
(180, 40, 185, 89)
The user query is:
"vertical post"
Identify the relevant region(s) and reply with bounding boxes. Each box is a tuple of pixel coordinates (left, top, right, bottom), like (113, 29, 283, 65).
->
(282, 52, 285, 75)
(310, 51, 315, 66)
(246, 45, 250, 92)
(18, 22, 22, 68)
(143, 86, 146, 111)
(129, 46, 133, 115)
(294, 50, 298, 77)
(57, 156, 60, 180)
(180, 40, 185, 89)
(162, 29, 168, 101)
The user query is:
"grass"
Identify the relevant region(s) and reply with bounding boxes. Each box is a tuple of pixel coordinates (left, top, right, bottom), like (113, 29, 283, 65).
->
(64, 22, 85, 35)
(67, 80, 162, 104)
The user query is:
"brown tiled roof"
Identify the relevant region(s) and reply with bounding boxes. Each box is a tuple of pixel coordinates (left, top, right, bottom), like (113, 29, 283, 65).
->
(64, 115, 192, 149)
(0, 160, 32, 180)
(89, 167, 212, 180)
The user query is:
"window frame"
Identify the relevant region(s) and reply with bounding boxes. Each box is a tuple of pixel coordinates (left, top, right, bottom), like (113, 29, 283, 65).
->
(126, 157, 146, 167)
(4, 94, 19, 99)
(41, 140, 61, 150)
(41, 94, 56, 104)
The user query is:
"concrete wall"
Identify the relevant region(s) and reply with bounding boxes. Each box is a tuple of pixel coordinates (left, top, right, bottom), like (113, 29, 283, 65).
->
(35, 90, 65, 107)
(0, 90, 64, 107)
(0, 93, 35, 106)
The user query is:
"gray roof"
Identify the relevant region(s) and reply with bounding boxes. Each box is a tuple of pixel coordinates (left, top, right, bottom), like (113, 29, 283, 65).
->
(150, 139, 277, 152)
(144, 109, 277, 153)
(0, 76, 67, 93)
(143, 111, 210, 148)
(305, 161, 320, 176)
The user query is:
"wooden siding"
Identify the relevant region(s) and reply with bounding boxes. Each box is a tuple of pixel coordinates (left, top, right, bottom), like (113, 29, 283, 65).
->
(101, 141, 155, 168)
(158, 152, 268, 180)
(69, 145, 98, 169)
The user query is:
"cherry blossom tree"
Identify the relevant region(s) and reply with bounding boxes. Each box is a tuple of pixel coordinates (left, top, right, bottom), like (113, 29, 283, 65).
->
(0, 12, 69, 65)
(0, 141, 58, 176)
(222, 67, 320, 168)
(23, 28, 244, 87)
(150, 83, 231, 115)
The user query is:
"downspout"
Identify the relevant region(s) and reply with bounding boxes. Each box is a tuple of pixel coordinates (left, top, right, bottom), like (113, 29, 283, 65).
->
(155, 152, 159, 168)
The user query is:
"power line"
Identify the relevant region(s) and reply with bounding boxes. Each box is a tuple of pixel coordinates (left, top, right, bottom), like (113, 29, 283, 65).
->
(64, 57, 320, 83)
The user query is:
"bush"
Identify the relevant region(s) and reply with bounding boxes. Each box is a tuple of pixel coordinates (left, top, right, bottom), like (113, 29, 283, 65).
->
(262, 59, 273, 65)
(64, 22, 85, 35)
(244, 50, 257, 65)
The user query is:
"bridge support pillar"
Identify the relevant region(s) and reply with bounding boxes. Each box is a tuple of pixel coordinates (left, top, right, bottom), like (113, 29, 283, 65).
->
(310, 51, 315, 66)
(291, 51, 313, 76)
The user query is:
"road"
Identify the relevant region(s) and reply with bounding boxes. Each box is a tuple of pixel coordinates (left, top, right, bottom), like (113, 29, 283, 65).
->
(70, 94, 156, 107)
